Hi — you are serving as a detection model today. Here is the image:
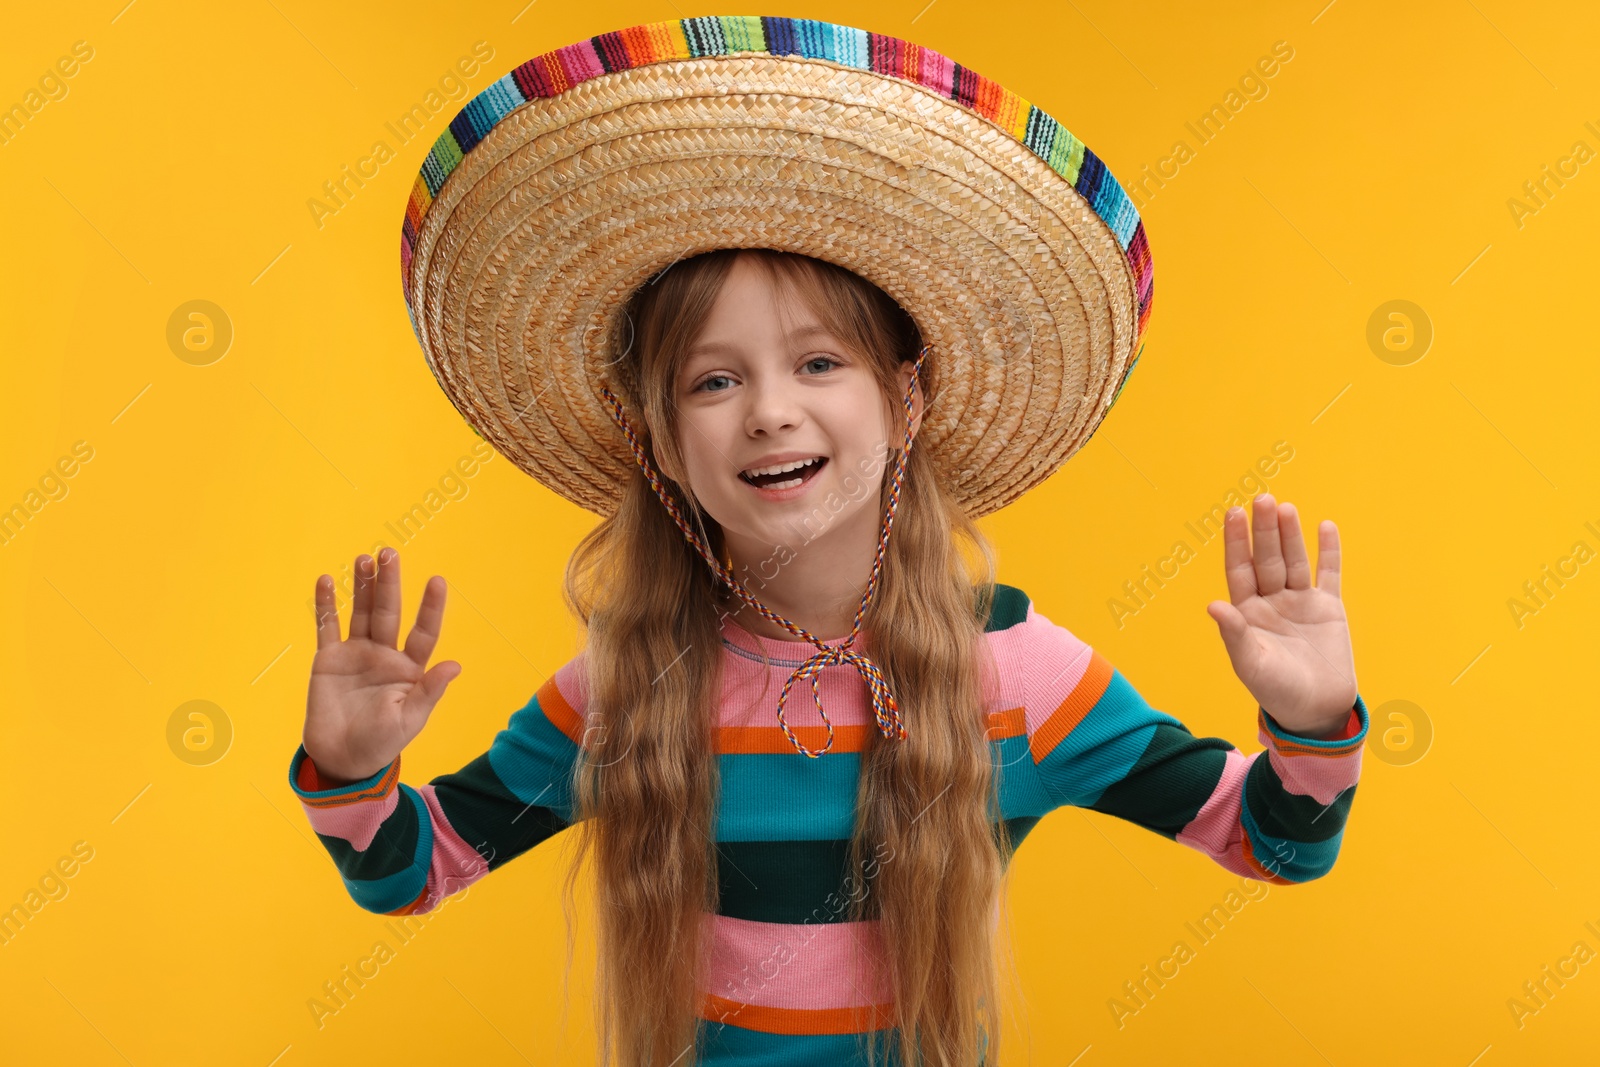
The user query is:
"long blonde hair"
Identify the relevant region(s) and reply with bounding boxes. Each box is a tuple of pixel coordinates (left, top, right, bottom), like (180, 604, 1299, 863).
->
(557, 248, 1019, 1066)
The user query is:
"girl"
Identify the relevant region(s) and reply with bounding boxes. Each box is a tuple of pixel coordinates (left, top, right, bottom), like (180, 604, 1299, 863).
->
(292, 18, 1368, 1067)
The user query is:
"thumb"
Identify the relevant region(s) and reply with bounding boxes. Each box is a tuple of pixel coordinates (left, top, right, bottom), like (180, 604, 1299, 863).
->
(407, 660, 462, 720)
(1206, 601, 1255, 667)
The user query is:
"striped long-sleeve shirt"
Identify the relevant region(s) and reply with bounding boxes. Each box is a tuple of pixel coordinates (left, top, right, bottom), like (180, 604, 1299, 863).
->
(288, 584, 1368, 1064)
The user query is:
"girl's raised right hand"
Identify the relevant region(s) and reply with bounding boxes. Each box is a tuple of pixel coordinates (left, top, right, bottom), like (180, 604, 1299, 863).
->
(303, 548, 462, 786)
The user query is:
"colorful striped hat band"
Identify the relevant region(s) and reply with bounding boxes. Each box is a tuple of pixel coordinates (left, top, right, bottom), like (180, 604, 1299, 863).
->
(597, 343, 927, 758)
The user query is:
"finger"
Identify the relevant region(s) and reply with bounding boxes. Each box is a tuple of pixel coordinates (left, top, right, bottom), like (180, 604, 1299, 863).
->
(1316, 519, 1342, 598)
(1279, 503, 1312, 590)
(403, 575, 447, 669)
(1222, 506, 1258, 604)
(348, 553, 377, 640)
(1252, 494, 1286, 596)
(313, 574, 342, 650)
(371, 547, 402, 649)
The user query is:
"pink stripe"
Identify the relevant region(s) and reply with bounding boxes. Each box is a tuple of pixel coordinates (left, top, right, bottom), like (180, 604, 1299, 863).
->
(301, 789, 399, 851)
(417, 784, 491, 899)
(553, 652, 591, 720)
(717, 619, 875, 729)
(916, 47, 954, 97)
(716, 611, 1060, 733)
(558, 40, 607, 84)
(1260, 732, 1363, 806)
(975, 616, 1027, 718)
(699, 914, 891, 1010)
(984, 604, 1093, 738)
(1175, 748, 1258, 879)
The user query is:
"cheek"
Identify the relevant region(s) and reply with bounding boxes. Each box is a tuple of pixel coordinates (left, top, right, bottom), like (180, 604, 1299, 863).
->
(675, 438, 729, 500)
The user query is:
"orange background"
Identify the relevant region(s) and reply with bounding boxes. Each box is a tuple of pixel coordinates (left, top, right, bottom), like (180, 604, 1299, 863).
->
(2, 2, 1597, 1064)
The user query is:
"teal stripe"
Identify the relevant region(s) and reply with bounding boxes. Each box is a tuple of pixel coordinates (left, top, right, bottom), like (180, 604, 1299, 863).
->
(718, 732, 1052, 841)
(716, 752, 860, 841)
(697, 1015, 988, 1066)
(834, 25, 871, 68)
(697, 1019, 906, 1066)
(1093, 178, 1139, 247)
(474, 74, 527, 127)
(1239, 791, 1344, 882)
(787, 18, 868, 68)
(486, 691, 581, 822)
(1033, 670, 1183, 808)
(991, 734, 1054, 819)
(344, 785, 432, 913)
(683, 15, 725, 56)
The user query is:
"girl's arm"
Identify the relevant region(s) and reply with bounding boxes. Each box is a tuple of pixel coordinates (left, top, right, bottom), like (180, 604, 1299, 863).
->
(288, 656, 588, 914)
(997, 597, 1366, 883)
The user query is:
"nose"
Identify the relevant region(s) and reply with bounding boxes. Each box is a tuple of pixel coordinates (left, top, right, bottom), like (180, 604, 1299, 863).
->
(742, 369, 803, 437)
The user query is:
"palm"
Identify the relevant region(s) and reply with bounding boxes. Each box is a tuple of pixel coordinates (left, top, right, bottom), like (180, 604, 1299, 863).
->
(303, 550, 461, 784)
(1206, 496, 1357, 738)
(306, 640, 428, 780)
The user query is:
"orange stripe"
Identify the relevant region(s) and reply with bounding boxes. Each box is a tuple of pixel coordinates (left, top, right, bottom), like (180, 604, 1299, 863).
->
(1265, 727, 1363, 759)
(297, 755, 402, 808)
(1268, 740, 1361, 759)
(537, 677, 585, 746)
(405, 177, 430, 232)
(717, 724, 871, 754)
(1030, 650, 1113, 763)
(698, 992, 896, 1035)
(715, 707, 1026, 754)
(539, 53, 570, 94)
(1260, 709, 1363, 758)
(984, 705, 1026, 741)
(386, 884, 431, 916)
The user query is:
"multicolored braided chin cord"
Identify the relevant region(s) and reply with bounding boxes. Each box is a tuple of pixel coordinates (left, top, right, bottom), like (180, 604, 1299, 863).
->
(596, 343, 929, 758)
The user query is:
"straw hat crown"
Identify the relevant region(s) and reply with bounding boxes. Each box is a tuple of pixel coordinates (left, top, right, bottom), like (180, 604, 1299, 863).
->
(400, 15, 1154, 518)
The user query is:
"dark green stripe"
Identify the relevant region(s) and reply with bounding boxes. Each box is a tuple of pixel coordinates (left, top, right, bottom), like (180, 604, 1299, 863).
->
(1244, 756, 1354, 844)
(1089, 723, 1231, 839)
(718, 839, 857, 924)
(983, 583, 1030, 632)
(316, 789, 420, 881)
(995, 815, 1040, 856)
(718, 817, 1040, 924)
(431, 753, 571, 871)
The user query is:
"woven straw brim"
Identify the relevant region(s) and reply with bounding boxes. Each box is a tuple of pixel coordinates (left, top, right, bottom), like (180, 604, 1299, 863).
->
(404, 32, 1151, 518)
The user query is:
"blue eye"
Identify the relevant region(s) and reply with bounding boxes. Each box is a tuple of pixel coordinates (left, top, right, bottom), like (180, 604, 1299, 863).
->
(692, 357, 840, 393)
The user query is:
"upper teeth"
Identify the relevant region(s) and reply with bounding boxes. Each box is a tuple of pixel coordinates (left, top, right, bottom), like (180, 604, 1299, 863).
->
(745, 457, 821, 477)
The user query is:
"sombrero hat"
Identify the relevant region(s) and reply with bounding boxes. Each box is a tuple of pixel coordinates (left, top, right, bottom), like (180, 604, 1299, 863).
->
(399, 14, 1153, 520)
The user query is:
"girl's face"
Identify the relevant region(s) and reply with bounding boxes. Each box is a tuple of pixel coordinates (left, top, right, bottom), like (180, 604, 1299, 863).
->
(662, 255, 923, 558)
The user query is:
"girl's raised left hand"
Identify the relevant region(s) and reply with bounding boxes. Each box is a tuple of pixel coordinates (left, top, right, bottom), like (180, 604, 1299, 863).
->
(1205, 494, 1358, 739)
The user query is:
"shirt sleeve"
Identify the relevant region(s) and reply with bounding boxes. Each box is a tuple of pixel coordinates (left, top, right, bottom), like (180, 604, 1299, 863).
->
(286, 654, 590, 915)
(1011, 599, 1368, 884)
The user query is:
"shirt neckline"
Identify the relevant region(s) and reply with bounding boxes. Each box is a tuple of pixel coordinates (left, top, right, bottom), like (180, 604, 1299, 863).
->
(718, 611, 862, 666)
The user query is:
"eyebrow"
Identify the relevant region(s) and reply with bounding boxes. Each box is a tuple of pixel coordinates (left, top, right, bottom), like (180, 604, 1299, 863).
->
(685, 325, 838, 358)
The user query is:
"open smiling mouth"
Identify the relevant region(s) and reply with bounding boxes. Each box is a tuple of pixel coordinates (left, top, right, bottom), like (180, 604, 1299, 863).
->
(738, 457, 828, 492)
